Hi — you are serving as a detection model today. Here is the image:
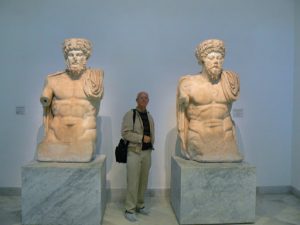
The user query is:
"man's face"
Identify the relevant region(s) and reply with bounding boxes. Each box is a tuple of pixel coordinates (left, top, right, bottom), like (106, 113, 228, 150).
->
(136, 93, 149, 110)
(203, 52, 224, 81)
(66, 50, 87, 74)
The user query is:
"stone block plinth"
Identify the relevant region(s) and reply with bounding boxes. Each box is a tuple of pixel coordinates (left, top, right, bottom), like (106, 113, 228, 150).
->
(22, 155, 106, 225)
(170, 156, 256, 224)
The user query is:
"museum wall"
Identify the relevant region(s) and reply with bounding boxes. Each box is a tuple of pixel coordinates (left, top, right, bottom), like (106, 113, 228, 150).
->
(292, 1, 300, 191)
(0, 0, 295, 189)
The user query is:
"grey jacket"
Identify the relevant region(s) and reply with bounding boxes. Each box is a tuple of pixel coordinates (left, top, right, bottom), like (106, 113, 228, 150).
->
(121, 109, 155, 153)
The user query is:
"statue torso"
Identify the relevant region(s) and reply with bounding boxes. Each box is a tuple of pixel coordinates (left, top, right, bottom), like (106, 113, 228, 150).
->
(180, 75, 231, 122)
(44, 70, 102, 142)
(48, 72, 96, 118)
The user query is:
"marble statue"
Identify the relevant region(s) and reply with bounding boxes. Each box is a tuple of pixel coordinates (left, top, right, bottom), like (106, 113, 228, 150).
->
(37, 38, 104, 162)
(177, 39, 243, 162)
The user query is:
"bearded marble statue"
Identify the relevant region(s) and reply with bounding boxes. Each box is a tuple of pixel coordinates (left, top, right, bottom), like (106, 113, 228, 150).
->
(37, 38, 104, 162)
(177, 39, 243, 162)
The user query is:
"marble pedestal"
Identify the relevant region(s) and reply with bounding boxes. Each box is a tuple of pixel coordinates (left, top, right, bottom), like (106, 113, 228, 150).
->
(171, 156, 256, 225)
(21, 155, 106, 225)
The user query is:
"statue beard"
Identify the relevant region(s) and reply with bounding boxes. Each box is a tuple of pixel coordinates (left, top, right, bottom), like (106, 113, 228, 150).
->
(207, 67, 222, 82)
(67, 64, 86, 77)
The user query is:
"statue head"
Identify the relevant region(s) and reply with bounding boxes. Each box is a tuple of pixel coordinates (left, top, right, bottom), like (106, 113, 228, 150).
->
(63, 38, 92, 76)
(195, 39, 225, 82)
(195, 39, 225, 65)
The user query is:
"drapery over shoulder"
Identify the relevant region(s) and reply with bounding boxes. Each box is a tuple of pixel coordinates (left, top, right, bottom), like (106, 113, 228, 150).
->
(83, 69, 104, 115)
(83, 69, 104, 100)
(221, 70, 240, 103)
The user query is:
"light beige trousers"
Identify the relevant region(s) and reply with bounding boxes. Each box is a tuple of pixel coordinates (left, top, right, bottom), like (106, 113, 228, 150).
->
(125, 149, 152, 213)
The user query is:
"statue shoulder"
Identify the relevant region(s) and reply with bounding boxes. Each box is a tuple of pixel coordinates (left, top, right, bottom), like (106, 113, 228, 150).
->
(178, 74, 204, 88)
(47, 71, 65, 77)
(221, 70, 240, 101)
(83, 68, 104, 98)
(178, 74, 194, 85)
(43, 71, 65, 86)
(222, 70, 240, 88)
(222, 70, 239, 80)
(45, 71, 65, 82)
(179, 74, 193, 81)
(87, 68, 104, 79)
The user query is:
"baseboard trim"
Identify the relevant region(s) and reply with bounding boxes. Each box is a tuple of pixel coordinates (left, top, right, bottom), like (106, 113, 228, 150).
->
(291, 186, 300, 198)
(256, 186, 292, 194)
(0, 187, 21, 196)
(1, 186, 299, 199)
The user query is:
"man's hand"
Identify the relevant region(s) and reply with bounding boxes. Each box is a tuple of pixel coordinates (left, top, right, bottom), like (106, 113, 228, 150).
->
(143, 135, 151, 143)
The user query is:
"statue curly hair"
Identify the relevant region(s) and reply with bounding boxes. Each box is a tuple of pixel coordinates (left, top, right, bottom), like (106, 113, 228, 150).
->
(195, 39, 225, 65)
(62, 38, 92, 59)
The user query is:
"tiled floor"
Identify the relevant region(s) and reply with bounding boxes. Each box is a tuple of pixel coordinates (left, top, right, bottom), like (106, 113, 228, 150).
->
(1, 193, 300, 225)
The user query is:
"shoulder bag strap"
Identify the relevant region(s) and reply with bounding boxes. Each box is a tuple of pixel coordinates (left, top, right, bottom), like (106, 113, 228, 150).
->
(132, 109, 136, 131)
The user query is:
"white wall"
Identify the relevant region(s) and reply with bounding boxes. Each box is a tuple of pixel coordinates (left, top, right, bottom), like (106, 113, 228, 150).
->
(292, 1, 300, 190)
(0, 0, 295, 189)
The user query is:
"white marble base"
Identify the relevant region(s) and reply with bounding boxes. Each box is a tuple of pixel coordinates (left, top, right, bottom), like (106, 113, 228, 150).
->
(170, 156, 256, 224)
(21, 155, 106, 225)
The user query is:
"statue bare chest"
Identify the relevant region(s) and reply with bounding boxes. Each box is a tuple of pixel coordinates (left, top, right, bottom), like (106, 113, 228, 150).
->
(50, 75, 87, 99)
(187, 81, 227, 105)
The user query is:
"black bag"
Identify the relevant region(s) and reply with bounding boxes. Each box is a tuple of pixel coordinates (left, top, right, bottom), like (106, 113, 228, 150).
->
(115, 109, 136, 163)
(115, 138, 129, 163)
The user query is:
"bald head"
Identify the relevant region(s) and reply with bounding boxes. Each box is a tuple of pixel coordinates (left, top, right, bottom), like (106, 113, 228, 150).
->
(136, 91, 149, 111)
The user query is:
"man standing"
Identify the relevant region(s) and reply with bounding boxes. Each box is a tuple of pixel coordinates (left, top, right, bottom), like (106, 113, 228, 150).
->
(177, 39, 242, 162)
(37, 38, 104, 162)
(121, 92, 155, 222)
